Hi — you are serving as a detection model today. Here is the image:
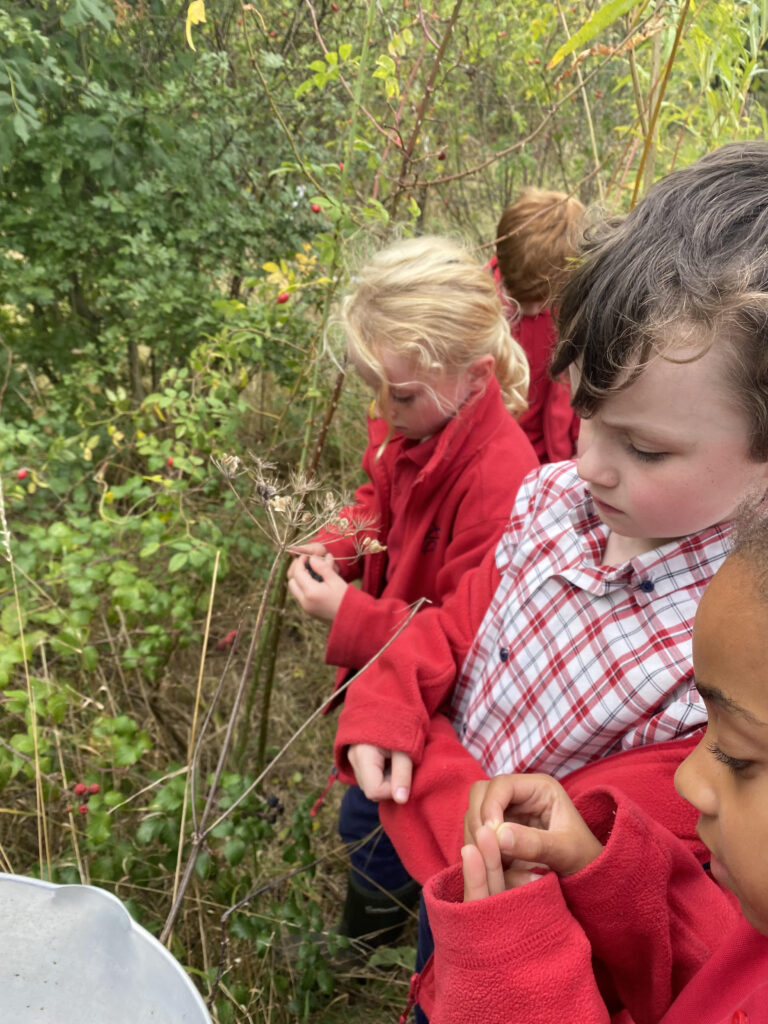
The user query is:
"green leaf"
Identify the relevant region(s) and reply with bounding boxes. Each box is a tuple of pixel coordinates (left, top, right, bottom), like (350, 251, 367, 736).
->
(548, 0, 645, 68)
(223, 837, 246, 865)
(195, 851, 212, 879)
(168, 551, 189, 572)
(1, 602, 25, 636)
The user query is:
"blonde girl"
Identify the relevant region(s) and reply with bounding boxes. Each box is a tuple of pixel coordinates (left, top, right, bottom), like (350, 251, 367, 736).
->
(287, 235, 538, 948)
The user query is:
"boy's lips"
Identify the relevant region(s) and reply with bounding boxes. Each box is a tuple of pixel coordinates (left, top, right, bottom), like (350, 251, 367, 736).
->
(697, 828, 731, 889)
(590, 493, 624, 517)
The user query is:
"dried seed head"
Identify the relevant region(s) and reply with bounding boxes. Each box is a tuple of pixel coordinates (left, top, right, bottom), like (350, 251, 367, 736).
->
(256, 482, 278, 503)
(212, 454, 242, 479)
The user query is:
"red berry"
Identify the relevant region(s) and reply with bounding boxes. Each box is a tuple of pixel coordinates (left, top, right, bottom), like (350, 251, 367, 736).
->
(191, 112, 199, 118)
(269, 29, 277, 37)
(498, 30, 506, 37)
(78, 804, 89, 815)
(166, 456, 174, 467)
(237, 18, 242, 24)
(332, 2, 338, 9)
(338, 161, 344, 171)
(88, 783, 100, 795)
(216, 629, 239, 652)
(277, 292, 290, 304)
(311, 203, 321, 213)
(437, 150, 446, 161)
(74, 782, 88, 796)
(16, 468, 27, 480)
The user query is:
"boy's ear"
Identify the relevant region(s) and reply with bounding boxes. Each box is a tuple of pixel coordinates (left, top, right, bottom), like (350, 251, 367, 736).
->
(467, 354, 496, 389)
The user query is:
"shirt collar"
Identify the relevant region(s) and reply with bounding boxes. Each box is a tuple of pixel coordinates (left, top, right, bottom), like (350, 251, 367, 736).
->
(564, 484, 731, 601)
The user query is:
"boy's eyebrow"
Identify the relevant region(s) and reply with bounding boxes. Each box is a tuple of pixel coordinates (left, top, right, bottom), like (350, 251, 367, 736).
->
(695, 682, 768, 727)
(597, 413, 682, 441)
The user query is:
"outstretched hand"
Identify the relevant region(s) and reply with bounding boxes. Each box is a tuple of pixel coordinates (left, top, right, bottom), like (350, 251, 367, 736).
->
(287, 544, 347, 623)
(348, 743, 413, 803)
(464, 773, 603, 885)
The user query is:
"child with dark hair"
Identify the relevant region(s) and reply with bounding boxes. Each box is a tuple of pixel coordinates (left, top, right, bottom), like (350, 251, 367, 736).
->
(421, 507, 768, 1023)
(330, 144, 768, 998)
(489, 187, 585, 462)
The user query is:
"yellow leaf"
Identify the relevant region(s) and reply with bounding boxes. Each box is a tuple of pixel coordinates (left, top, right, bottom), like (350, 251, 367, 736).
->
(262, 261, 280, 273)
(185, 0, 207, 51)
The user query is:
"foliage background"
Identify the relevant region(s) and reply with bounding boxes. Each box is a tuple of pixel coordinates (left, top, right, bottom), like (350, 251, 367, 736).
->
(1, 0, 766, 1020)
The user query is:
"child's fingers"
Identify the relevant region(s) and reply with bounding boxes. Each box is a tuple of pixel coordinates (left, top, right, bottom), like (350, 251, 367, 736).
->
(502, 865, 545, 889)
(303, 556, 325, 583)
(461, 845, 491, 902)
(496, 821, 552, 866)
(389, 751, 413, 804)
(474, 824, 506, 895)
(287, 543, 328, 557)
(348, 744, 390, 801)
(464, 780, 492, 845)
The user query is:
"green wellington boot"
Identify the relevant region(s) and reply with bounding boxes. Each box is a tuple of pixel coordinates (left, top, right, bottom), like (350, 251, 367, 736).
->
(337, 872, 422, 948)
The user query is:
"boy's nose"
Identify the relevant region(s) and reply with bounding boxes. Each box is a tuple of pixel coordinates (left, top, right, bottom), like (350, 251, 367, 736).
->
(575, 421, 619, 489)
(674, 736, 718, 818)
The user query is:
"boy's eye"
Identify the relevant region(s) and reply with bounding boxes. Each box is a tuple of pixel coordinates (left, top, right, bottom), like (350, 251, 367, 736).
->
(707, 742, 754, 775)
(627, 444, 668, 463)
(391, 393, 415, 404)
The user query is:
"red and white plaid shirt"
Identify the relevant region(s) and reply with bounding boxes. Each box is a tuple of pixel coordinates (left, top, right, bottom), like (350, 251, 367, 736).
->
(450, 462, 731, 778)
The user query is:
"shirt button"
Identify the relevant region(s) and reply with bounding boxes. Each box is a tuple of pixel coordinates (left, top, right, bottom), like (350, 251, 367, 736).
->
(732, 1012, 749, 1024)
(462, 721, 468, 735)
(499, 646, 510, 662)
(639, 579, 655, 593)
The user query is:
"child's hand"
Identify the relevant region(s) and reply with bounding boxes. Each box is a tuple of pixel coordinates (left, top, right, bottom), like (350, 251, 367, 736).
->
(348, 743, 413, 804)
(287, 548, 346, 623)
(462, 825, 543, 901)
(464, 773, 603, 878)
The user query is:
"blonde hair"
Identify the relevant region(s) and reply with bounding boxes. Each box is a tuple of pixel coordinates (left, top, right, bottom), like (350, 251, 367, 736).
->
(496, 188, 585, 306)
(339, 236, 529, 416)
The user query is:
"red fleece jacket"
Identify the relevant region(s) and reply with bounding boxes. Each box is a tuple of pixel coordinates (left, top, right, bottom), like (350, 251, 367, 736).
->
(313, 377, 537, 687)
(420, 780, 764, 1024)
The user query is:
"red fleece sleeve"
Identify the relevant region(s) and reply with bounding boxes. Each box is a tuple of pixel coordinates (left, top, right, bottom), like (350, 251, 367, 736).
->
(423, 869, 608, 1024)
(564, 788, 740, 1024)
(421, 787, 739, 1024)
(378, 715, 488, 883)
(333, 543, 501, 773)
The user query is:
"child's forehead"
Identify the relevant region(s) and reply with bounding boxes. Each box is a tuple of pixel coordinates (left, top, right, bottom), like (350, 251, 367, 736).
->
(695, 561, 768, 719)
(592, 337, 731, 405)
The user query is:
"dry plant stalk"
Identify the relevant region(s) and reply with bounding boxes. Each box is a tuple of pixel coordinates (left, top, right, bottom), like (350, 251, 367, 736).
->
(159, 453, 381, 943)
(0, 476, 51, 878)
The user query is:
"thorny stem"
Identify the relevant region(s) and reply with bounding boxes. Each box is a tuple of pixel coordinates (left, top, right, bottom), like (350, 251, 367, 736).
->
(238, 0, 381, 791)
(388, 0, 465, 221)
(254, 572, 289, 776)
